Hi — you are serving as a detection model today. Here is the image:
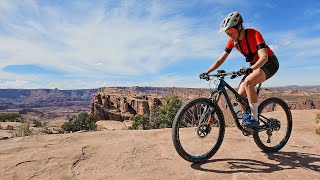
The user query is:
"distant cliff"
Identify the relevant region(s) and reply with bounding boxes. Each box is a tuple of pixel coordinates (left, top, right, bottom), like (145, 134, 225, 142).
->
(0, 89, 97, 110)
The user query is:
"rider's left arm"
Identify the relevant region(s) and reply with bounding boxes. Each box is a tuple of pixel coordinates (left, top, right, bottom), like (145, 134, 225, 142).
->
(250, 48, 268, 70)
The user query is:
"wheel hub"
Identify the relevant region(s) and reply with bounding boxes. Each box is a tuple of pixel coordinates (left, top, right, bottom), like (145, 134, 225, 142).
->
(196, 123, 211, 138)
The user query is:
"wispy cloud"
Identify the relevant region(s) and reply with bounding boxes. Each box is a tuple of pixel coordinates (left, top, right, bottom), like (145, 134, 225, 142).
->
(0, 0, 319, 89)
(0, 1, 224, 76)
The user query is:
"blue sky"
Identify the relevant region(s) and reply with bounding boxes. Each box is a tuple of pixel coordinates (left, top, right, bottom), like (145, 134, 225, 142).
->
(0, 0, 320, 89)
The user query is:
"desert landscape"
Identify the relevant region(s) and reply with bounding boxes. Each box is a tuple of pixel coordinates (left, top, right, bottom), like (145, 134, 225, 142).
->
(2, 1, 319, 179)
(0, 87, 319, 179)
(0, 109, 319, 179)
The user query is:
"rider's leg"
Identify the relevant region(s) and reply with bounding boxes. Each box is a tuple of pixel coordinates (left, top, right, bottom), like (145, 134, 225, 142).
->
(237, 82, 247, 112)
(243, 69, 267, 120)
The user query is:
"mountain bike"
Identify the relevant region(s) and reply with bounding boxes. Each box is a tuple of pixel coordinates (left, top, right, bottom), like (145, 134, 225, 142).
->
(172, 70, 292, 163)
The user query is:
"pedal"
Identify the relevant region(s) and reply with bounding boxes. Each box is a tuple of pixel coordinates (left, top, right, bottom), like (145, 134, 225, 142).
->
(243, 128, 253, 136)
(242, 126, 257, 136)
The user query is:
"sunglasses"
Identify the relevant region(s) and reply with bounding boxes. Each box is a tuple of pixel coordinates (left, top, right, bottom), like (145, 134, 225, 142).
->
(225, 28, 237, 36)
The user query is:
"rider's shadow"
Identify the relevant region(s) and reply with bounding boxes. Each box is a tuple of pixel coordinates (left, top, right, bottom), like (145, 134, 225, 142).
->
(190, 151, 320, 173)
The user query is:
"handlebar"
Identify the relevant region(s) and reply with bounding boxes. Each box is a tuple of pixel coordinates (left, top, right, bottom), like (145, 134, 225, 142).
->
(200, 70, 242, 81)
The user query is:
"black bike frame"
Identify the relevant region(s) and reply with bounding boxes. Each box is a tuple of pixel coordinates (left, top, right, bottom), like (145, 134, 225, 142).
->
(209, 78, 253, 132)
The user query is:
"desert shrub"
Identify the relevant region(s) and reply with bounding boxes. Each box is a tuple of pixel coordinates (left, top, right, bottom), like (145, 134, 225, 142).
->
(52, 127, 64, 134)
(149, 107, 160, 129)
(32, 119, 43, 127)
(61, 122, 75, 132)
(5, 125, 14, 130)
(129, 96, 182, 130)
(0, 113, 22, 122)
(157, 96, 182, 128)
(20, 115, 43, 127)
(42, 121, 49, 127)
(0, 125, 2, 130)
(14, 122, 32, 137)
(61, 112, 98, 132)
(130, 114, 150, 130)
(316, 113, 320, 135)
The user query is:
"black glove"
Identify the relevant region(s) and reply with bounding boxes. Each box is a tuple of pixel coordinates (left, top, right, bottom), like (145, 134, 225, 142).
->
(199, 73, 209, 81)
(239, 67, 253, 75)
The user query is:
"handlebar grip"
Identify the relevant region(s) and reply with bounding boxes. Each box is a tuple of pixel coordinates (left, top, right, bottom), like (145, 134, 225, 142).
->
(199, 73, 210, 81)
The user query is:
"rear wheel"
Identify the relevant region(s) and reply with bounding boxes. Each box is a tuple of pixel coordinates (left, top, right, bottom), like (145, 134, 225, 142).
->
(172, 98, 225, 163)
(253, 97, 292, 152)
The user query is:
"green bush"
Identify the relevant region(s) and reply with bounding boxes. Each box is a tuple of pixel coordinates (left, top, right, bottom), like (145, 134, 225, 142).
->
(0, 113, 22, 122)
(149, 107, 160, 129)
(157, 96, 182, 128)
(61, 122, 75, 132)
(32, 119, 43, 127)
(61, 112, 98, 132)
(129, 96, 182, 130)
(130, 114, 150, 130)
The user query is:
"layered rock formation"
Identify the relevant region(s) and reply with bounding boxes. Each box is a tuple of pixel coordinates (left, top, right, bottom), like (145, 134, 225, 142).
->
(91, 86, 320, 125)
(91, 88, 162, 121)
(1, 86, 320, 122)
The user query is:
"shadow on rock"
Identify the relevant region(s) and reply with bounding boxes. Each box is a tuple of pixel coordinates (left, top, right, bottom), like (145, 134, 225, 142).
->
(266, 151, 320, 172)
(191, 151, 320, 173)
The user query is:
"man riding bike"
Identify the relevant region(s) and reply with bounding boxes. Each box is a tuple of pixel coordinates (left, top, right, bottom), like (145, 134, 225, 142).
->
(202, 11, 279, 127)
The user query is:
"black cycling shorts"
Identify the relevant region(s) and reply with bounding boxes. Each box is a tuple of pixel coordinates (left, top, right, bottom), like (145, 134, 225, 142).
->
(261, 55, 279, 80)
(241, 55, 279, 83)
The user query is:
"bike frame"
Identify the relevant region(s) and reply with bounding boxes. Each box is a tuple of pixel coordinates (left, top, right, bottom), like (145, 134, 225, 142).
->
(208, 76, 261, 133)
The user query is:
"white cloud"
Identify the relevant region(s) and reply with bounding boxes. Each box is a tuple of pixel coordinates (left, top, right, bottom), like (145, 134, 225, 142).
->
(0, 79, 34, 89)
(0, 0, 319, 89)
(0, 1, 225, 78)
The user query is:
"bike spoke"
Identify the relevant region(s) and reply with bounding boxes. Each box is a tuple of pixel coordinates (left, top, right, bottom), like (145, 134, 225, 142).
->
(173, 99, 224, 161)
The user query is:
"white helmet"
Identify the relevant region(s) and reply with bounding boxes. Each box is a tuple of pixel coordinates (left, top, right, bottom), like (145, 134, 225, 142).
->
(219, 12, 243, 32)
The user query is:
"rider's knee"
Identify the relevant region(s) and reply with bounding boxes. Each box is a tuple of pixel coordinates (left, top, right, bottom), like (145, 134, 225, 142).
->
(243, 78, 254, 87)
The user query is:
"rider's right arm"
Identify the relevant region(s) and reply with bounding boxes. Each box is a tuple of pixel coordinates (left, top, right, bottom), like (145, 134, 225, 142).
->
(206, 51, 229, 74)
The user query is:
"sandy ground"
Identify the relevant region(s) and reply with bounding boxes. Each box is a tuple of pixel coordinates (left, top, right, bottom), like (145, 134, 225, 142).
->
(0, 110, 319, 180)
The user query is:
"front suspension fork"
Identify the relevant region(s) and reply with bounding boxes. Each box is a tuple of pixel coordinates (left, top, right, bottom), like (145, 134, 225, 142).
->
(206, 91, 221, 125)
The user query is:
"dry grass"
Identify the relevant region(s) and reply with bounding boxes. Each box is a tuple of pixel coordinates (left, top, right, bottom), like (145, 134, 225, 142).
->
(14, 122, 32, 137)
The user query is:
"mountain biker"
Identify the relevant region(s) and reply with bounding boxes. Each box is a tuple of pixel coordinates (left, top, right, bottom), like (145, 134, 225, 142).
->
(201, 11, 279, 127)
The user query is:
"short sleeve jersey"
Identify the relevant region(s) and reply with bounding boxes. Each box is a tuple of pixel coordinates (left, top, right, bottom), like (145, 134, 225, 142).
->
(225, 28, 274, 64)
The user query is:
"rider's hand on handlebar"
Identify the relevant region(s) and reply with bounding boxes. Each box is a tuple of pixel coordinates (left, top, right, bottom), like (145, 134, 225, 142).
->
(239, 67, 253, 75)
(199, 72, 210, 81)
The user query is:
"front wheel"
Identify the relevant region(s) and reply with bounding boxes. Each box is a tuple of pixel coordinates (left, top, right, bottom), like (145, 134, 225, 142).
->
(172, 98, 225, 163)
(253, 97, 292, 153)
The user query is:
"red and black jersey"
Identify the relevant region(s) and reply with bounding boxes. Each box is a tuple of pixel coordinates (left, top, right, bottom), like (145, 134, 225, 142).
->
(225, 28, 274, 64)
